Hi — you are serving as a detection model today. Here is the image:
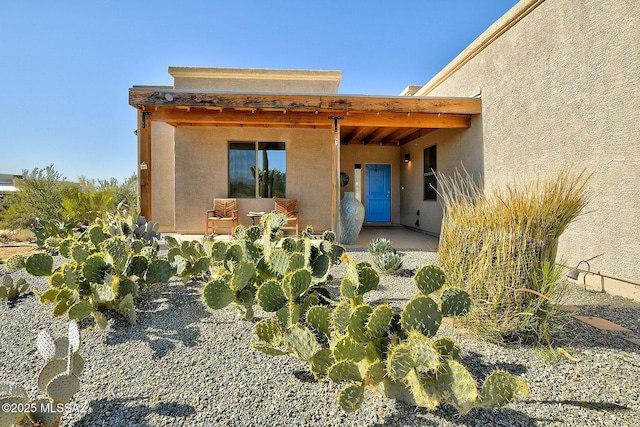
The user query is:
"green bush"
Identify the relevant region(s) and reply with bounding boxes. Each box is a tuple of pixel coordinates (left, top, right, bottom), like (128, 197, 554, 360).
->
(0, 165, 138, 245)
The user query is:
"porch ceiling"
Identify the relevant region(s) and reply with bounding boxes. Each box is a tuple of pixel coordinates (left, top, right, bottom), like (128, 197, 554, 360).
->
(130, 88, 481, 146)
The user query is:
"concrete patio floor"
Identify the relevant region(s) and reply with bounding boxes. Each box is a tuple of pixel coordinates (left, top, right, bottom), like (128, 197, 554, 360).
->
(342, 225, 439, 252)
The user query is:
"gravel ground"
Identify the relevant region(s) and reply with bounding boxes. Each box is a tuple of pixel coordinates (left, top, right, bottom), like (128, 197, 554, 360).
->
(1, 249, 639, 426)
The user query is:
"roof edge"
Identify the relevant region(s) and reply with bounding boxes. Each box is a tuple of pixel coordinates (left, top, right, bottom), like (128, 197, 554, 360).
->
(168, 67, 343, 83)
(415, 0, 546, 96)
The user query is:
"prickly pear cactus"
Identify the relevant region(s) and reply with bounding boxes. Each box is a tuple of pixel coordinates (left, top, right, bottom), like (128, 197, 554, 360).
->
(251, 256, 529, 414)
(1, 321, 85, 427)
(4, 253, 26, 272)
(0, 274, 30, 302)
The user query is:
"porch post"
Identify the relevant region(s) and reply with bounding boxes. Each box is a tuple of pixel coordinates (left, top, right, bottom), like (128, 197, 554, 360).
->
(331, 119, 341, 242)
(137, 110, 152, 219)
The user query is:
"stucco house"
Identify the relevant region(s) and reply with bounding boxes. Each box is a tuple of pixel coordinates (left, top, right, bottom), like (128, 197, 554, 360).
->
(129, 0, 639, 298)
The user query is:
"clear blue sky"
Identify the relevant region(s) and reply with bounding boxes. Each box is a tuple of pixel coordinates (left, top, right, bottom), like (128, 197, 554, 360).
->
(0, 0, 518, 182)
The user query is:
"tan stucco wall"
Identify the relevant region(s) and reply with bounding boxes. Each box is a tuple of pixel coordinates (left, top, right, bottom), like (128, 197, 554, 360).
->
(173, 127, 333, 233)
(169, 67, 342, 93)
(418, 0, 640, 284)
(150, 122, 175, 231)
(399, 118, 484, 236)
(339, 145, 402, 224)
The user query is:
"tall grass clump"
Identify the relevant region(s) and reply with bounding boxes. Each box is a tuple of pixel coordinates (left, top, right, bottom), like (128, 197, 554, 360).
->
(438, 169, 591, 345)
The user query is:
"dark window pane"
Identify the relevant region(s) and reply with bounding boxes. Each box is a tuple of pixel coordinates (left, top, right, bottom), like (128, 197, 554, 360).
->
(424, 175, 437, 201)
(229, 142, 256, 197)
(258, 142, 286, 198)
(424, 145, 437, 173)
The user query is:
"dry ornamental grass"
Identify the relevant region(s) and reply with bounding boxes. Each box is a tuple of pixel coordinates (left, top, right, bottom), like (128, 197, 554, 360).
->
(437, 169, 591, 345)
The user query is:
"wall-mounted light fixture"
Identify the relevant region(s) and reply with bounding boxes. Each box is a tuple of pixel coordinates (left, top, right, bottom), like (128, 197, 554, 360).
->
(567, 253, 604, 290)
(404, 153, 411, 163)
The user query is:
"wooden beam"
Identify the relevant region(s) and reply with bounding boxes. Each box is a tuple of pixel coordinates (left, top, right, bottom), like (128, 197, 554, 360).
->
(130, 89, 482, 115)
(342, 127, 376, 145)
(363, 127, 395, 145)
(399, 128, 439, 145)
(143, 107, 471, 129)
(381, 128, 421, 145)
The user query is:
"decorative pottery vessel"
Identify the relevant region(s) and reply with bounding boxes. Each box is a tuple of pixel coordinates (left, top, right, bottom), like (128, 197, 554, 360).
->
(340, 192, 365, 244)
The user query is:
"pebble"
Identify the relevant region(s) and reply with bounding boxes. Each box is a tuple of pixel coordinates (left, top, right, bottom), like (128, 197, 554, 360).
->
(1, 250, 639, 426)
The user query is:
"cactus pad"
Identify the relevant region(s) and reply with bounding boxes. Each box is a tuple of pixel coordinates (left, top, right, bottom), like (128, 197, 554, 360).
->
(440, 287, 472, 318)
(328, 360, 362, 383)
(306, 305, 331, 335)
(0, 382, 28, 399)
(68, 300, 94, 321)
(400, 295, 442, 337)
(405, 369, 440, 410)
(287, 252, 305, 272)
(254, 318, 283, 346)
(337, 384, 365, 412)
(414, 264, 446, 295)
(28, 397, 64, 426)
(256, 280, 287, 312)
(202, 279, 234, 310)
(283, 326, 316, 361)
(46, 373, 80, 404)
(333, 336, 366, 362)
(126, 255, 148, 277)
(309, 348, 335, 378)
(366, 304, 394, 339)
(332, 301, 352, 333)
(407, 331, 440, 372)
(68, 320, 80, 353)
(477, 370, 530, 409)
(282, 269, 311, 300)
(386, 344, 415, 381)
(432, 336, 461, 361)
(5, 254, 26, 272)
(37, 330, 56, 362)
(364, 361, 385, 386)
(25, 252, 54, 276)
(435, 359, 478, 414)
(38, 359, 67, 391)
(229, 261, 256, 292)
(356, 266, 379, 295)
(145, 259, 173, 285)
(347, 304, 373, 343)
(83, 253, 109, 283)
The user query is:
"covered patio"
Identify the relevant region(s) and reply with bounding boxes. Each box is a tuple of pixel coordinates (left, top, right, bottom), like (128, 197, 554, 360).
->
(130, 86, 480, 240)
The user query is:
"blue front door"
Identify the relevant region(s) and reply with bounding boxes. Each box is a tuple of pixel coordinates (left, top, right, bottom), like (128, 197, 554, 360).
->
(365, 164, 391, 222)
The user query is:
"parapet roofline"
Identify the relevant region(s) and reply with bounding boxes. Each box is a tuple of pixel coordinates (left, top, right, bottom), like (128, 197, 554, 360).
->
(168, 67, 343, 83)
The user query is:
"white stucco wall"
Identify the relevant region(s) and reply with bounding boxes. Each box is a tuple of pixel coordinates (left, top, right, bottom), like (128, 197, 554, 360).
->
(418, 0, 640, 284)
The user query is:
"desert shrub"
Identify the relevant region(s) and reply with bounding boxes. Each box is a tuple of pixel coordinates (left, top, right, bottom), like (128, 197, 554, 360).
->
(0, 165, 73, 229)
(438, 169, 590, 345)
(1, 165, 138, 244)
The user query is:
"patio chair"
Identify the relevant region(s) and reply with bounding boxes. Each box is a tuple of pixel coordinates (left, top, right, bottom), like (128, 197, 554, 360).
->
(274, 198, 299, 236)
(206, 198, 238, 235)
